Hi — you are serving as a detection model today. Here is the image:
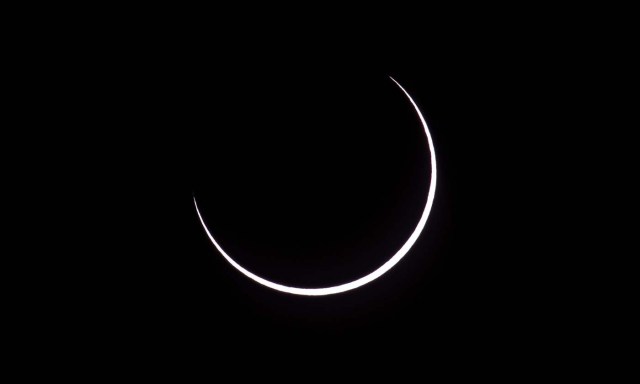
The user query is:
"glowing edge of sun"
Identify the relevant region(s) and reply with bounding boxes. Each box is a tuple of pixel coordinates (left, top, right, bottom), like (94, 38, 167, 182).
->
(193, 77, 436, 296)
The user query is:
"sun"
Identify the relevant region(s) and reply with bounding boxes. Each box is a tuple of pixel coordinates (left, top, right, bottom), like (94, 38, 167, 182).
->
(194, 77, 437, 296)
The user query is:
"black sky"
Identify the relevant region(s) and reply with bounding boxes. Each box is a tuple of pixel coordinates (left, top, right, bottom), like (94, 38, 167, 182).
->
(33, 38, 570, 369)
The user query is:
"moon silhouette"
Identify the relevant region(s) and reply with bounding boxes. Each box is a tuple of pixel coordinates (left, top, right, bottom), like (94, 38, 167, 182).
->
(194, 77, 436, 296)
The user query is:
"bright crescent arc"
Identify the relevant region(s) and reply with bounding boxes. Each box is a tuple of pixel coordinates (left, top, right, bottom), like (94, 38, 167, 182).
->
(193, 77, 437, 296)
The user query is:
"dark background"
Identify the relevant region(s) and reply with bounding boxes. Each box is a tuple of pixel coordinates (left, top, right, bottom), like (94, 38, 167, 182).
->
(11, 9, 621, 375)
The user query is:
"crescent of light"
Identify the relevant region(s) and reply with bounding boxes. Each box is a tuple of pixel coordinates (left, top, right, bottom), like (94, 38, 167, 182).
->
(194, 77, 436, 296)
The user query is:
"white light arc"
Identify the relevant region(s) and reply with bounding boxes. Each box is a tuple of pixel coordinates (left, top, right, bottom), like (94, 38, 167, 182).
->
(194, 77, 436, 296)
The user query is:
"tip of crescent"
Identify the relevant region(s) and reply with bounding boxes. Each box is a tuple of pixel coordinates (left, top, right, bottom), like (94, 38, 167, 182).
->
(389, 76, 405, 91)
